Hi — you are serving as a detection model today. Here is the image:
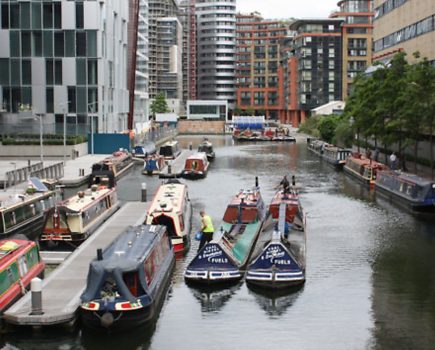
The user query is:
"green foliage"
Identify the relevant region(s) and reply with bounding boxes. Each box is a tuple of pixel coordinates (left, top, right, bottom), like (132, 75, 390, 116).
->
(318, 115, 342, 143)
(1, 134, 87, 145)
(298, 116, 320, 138)
(333, 117, 354, 147)
(344, 52, 435, 175)
(150, 92, 169, 115)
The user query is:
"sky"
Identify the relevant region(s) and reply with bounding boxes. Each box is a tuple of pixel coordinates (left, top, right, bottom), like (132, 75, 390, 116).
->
(236, 0, 340, 19)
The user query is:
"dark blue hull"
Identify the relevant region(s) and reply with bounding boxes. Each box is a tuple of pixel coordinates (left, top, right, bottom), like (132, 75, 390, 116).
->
(246, 241, 305, 290)
(184, 243, 242, 285)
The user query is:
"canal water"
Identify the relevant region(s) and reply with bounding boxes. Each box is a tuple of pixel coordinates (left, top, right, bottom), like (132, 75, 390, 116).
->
(2, 135, 435, 350)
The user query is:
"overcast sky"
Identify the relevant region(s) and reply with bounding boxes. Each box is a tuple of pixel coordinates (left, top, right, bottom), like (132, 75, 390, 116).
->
(236, 0, 340, 19)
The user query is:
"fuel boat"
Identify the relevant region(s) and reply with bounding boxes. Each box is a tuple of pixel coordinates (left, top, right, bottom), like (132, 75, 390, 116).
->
(184, 178, 267, 285)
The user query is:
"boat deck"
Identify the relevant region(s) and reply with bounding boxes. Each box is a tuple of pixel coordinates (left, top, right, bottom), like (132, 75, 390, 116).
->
(159, 150, 195, 178)
(3, 201, 150, 327)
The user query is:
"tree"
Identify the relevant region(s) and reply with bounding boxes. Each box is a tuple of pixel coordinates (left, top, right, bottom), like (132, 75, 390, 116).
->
(150, 92, 169, 116)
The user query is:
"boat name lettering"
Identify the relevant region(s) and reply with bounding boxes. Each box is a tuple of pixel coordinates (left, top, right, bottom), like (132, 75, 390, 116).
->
(209, 258, 229, 264)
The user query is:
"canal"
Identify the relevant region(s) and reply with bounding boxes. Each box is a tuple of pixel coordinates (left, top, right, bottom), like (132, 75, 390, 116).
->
(3, 135, 435, 349)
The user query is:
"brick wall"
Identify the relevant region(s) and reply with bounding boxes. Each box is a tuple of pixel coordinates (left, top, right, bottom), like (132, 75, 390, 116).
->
(177, 120, 226, 134)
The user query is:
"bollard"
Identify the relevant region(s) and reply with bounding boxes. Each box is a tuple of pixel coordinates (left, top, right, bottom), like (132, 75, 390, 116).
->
(189, 142, 192, 150)
(28, 159, 31, 167)
(141, 182, 147, 202)
(30, 277, 44, 315)
(168, 164, 172, 174)
(97, 248, 103, 261)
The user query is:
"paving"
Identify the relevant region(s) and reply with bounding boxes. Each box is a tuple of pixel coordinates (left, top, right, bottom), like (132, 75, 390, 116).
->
(3, 201, 150, 327)
(59, 155, 109, 187)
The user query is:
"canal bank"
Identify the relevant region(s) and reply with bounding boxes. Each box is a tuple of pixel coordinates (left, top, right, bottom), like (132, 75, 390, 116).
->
(2, 135, 435, 350)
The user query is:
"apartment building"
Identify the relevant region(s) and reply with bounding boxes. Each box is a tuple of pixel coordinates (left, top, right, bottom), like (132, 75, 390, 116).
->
(235, 13, 288, 119)
(373, 0, 435, 64)
(196, 0, 237, 108)
(0, 0, 129, 134)
(128, 0, 150, 126)
(331, 0, 374, 98)
(280, 18, 344, 126)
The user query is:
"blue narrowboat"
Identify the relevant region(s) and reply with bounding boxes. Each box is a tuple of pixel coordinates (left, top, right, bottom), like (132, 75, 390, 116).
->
(132, 142, 156, 159)
(246, 187, 306, 289)
(375, 170, 435, 213)
(80, 225, 174, 331)
(184, 179, 267, 285)
(143, 154, 165, 175)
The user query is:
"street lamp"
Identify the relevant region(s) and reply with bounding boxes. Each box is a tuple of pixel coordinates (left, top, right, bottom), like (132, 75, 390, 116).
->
(33, 113, 44, 165)
(87, 101, 98, 155)
(58, 101, 71, 165)
(10, 162, 16, 194)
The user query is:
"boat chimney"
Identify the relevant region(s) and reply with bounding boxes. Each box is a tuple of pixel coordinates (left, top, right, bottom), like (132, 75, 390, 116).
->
(255, 176, 259, 188)
(292, 175, 296, 186)
(97, 248, 103, 261)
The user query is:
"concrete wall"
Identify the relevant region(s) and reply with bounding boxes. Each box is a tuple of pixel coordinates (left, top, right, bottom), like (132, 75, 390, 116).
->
(177, 120, 226, 134)
(0, 143, 88, 159)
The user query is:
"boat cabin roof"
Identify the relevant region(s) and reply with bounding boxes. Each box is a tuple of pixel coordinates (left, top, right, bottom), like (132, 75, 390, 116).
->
(228, 188, 261, 206)
(186, 153, 208, 162)
(0, 189, 53, 212)
(379, 170, 435, 187)
(161, 140, 178, 148)
(0, 239, 36, 268)
(61, 187, 114, 213)
(148, 180, 187, 215)
(348, 155, 386, 169)
(102, 150, 130, 164)
(270, 189, 299, 207)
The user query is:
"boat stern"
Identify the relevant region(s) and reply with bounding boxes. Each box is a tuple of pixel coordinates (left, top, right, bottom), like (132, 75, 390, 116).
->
(184, 243, 241, 284)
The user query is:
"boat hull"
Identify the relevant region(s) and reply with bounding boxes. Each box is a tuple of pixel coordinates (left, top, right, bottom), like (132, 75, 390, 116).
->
(246, 241, 305, 290)
(343, 165, 374, 189)
(375, 183, 435, 214)
(4, 214, 46, 241)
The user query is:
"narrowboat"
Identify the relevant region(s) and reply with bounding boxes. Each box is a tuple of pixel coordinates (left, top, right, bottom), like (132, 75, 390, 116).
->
(159, 140, 181, 160)
(40, 183, 119, 249)
(142, 154, 166, 175)
(184, 178, 267, 284)
(246, 187, 306, 289)
(343, 153, 388, 189)
(307, 139, 326, 157)
(375, 170, 435, 213)
(0, 178, 55, 240)
(197, 139, 216, 161)
(0, 239, 45, 313)
(322, 145, 352, 168)
(145, 179, 192, 253)
(91, 150, 133, 180)
(182, 153, 210, 179)
(80, 225, 175, 331)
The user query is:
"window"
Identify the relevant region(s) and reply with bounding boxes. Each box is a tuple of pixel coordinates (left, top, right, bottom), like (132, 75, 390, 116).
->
(54, 2, 62, 29)
(87, 60, 97, 85)
(68, 86, 76, 113)
(76, 59, 86, 85)
(76, 3, 84, 29)
(46, 60, 53, 85)
(22, 60, 31, 85)
(55, 60, 62, 85)
(43, 4, 53, 29)
(10, 59, 20, 86)
(65, 31, 75, 57)
(54, 32, 64, 57)
(1, 4, 9, 29)
(10, 4, 19, 29)
(10, 31, 20, 57)
(33, 32, 42, 57)
(87, 31, 97, 57)
(76, 32, 86, 57)
(46, 88, 54, 113)
(20, 3, 30, 29)
(43, 31, 53, 57)
(21, 32, 31, 57)
(31, 3, 41, 29)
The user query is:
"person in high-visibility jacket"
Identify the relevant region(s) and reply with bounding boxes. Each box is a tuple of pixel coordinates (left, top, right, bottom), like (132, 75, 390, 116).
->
(198, 210, 214, 251)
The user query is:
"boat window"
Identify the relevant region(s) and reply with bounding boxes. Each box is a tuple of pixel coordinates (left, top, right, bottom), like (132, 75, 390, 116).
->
(0, 215, 4, 233)
(18, 256, 28, 277)
(123, 271, 145, 297)
(144, 255, 155, 286)
(26, 246, 40, 268)
(0, 267, 17, 295)
(179, 214, 184, 231)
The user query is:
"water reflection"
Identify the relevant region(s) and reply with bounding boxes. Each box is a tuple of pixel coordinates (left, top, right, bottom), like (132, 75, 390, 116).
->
(188, 283, 242, 314)
(247, 285, 304, 318)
